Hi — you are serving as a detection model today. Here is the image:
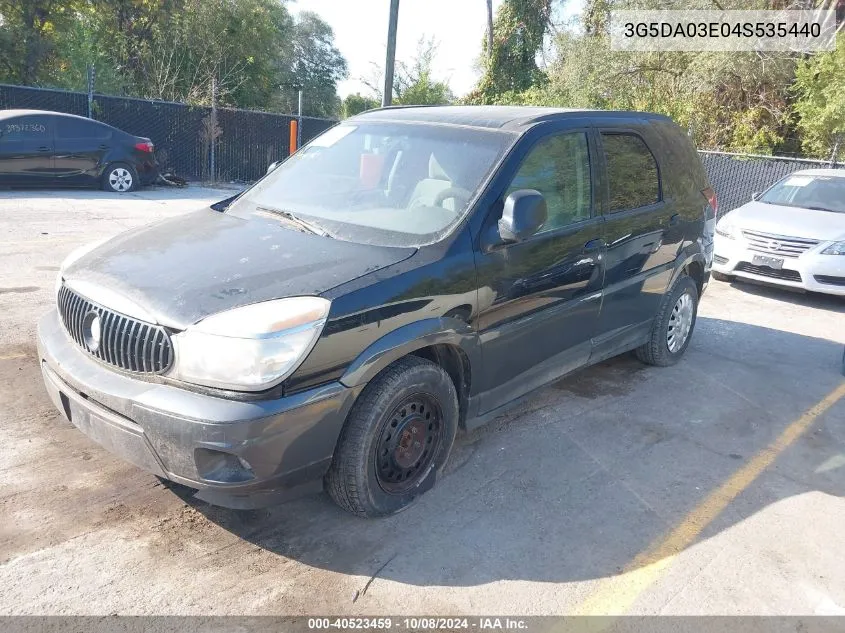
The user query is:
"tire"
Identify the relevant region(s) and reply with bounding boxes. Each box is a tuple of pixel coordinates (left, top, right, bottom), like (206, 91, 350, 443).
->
(102, 162, 138, 193)
(325, 356, 459, 518)
(636, 274, 699, 367)
(712, 271, 734, 282)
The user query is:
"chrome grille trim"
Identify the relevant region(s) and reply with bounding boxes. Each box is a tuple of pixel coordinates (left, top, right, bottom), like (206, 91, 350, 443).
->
(741, 229, 820, 258)
(57, 285, 173, 374)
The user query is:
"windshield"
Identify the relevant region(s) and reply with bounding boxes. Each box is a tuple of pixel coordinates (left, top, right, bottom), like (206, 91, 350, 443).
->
(227, 121, 515, 247)
(760, 174, 845, 213)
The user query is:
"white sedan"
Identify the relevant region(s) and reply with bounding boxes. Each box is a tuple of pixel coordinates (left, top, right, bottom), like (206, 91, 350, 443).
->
(713, 168, 845, 296)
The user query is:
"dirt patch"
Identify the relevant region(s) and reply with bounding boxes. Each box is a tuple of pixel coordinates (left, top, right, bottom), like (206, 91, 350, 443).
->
(0, 286, 39, 294)
(552, 354, 647, 398)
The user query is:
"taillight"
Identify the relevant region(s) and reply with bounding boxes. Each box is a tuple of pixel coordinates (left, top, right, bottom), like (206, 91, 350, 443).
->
(702, 187, 717, 218)
(134, 141, 154, 153)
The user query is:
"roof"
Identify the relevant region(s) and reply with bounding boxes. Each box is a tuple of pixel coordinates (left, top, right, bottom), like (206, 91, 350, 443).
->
(352, 105, 672, 131)
(0, 109, 90, 121)
(791, 168, 845, 178)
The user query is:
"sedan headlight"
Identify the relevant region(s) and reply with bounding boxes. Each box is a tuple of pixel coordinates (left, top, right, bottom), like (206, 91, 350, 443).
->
(821, 241, 845, 255)
(170, 297, 330, 391)
(715, 217, 737, 240)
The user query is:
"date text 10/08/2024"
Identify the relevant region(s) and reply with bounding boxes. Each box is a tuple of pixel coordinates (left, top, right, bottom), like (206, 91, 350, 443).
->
(307, 618, 529, 630)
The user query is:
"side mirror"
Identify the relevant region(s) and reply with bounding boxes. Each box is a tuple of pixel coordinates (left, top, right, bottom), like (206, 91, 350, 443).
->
(267, 160, 281, 174)
(751, 191, 761, 201)
(498, 190, 547, 243)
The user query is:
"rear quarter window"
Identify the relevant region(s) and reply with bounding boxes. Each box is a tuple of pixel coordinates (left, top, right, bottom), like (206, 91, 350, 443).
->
(648, 120, 708, 198)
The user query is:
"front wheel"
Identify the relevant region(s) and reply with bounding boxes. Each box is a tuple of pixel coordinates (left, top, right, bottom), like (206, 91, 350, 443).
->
(102, 162, 138, 193)
(636, 274, 699, 367)
(325, 356, 459, 518)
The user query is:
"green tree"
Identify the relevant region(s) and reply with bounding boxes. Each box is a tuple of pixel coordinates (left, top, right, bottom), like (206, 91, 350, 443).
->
(467, 0, 552, 104)
(0, 0, 74, 85)
(363, 37, 454, 106)
(276, 11, 348, 117)
(341, 92, 379, 118)
(793, 32, 845, 159)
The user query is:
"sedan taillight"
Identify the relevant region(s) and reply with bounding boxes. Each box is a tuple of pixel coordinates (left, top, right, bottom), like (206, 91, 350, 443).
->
(134, 141, 154, 153)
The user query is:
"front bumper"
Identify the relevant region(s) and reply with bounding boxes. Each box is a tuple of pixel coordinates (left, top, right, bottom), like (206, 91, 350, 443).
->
(713, 238, 845, 296)
(37, 309, 360, 508)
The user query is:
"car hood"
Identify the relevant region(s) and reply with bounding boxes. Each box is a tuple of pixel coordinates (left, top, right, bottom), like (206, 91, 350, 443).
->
(728, 201, 845, 241)
(63, 209, 416, 330)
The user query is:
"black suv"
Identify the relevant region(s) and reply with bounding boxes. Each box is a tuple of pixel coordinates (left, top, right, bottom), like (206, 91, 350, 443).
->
(38, 106, 715, 517)
(0, 109, 158, 192)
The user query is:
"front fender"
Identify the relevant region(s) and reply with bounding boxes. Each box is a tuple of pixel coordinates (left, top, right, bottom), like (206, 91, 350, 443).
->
(339, 317, 479, 388)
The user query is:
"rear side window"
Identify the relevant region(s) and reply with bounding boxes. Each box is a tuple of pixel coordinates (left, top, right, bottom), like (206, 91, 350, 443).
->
(506, 131, 592, 232)
(1, 116, 50, 142)
(55, 117, 111, 140)
(601, 133, 660, 212)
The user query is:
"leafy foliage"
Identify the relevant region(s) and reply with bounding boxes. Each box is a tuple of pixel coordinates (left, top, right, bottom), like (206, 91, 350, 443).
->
(0, 0, 348, 116)
(363, 38, 454, 107)
(793, 32, 845, 159)
(341, 93, 379, 118)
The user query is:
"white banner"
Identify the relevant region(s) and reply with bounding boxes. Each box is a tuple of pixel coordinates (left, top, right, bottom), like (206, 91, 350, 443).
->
(610, 10, 837, 52)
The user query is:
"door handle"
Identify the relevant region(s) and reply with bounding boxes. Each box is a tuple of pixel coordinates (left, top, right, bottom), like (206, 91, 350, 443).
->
(98, 144, 109, 150)
(583, 238, 606, 252)
(37, 146, 51, 152)
(667, 213, 680, 226)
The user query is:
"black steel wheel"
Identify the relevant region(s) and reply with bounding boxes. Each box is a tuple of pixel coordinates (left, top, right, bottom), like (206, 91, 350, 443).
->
(374, 393, 444, 495)
(326, 356, 459, 518)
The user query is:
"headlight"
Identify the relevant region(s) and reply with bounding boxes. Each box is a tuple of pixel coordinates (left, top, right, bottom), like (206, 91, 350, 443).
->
(821, 241, 845, 255)
(55, 237, 111, 296)
(715, 217, 737, 240)
(169, 297, 330, 391)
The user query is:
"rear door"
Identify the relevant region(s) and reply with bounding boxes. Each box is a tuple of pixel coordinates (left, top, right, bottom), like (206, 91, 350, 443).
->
(53, 115, 112, 183)
(0, 114, 54, 184)
(595, 125, 679, 342)
(474, 124, 605, 414)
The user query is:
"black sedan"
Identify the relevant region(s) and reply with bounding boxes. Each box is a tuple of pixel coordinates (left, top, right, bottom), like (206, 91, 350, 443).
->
(0, 109, 158, 192)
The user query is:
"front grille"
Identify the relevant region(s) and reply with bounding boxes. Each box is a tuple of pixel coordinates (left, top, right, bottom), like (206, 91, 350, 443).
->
(814, 275, 845, 287)
(57, 285, 173, 373)
(741, 229, 819, 258)
(735, 262, 802, 282)
(713, 254, 729, 265)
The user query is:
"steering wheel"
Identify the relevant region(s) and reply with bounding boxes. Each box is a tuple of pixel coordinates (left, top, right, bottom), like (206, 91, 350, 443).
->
(433, 186, 472, 209)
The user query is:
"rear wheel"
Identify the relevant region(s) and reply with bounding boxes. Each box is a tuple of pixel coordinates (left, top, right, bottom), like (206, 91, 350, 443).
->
(102, 162, 138, 193)
(326, 356, 458, 518)
(636, 274, 699, 367)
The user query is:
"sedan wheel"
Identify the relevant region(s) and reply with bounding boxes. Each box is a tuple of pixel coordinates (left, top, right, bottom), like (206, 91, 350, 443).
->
(102, 163, 138, 193)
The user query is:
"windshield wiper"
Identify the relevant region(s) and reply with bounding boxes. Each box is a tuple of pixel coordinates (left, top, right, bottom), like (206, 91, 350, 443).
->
(805, 205, 838, 213)
(255, 206, 334, 238)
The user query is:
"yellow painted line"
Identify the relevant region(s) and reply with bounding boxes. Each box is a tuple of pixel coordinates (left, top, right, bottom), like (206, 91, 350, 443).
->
(574, 380, 845, 617)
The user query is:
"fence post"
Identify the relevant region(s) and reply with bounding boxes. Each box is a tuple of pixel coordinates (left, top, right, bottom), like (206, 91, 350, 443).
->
(86, 64, 95, 119)
(210, 77, 217, 184)
(297, 89, 303, 149)
(829, 134, 842, 168)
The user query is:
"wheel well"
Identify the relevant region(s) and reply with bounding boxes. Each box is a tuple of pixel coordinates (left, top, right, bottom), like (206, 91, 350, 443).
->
(411, 344, 471, 428)
(685, 260, 704, 296)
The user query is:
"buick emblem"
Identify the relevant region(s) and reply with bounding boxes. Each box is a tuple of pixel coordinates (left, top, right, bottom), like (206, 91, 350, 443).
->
(82, 311, 102, 352)
(769, 240, 782, 251)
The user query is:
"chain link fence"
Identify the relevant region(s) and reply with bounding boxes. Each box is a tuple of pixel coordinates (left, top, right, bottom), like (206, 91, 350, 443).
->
(0, 84, 336, 182)
(2, 81, 842, 201)
(699, 150, 840, 217)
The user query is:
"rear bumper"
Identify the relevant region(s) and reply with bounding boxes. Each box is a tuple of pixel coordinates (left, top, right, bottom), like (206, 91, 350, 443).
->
(713, 238, 845, 296)
(37, 309, 360, 508)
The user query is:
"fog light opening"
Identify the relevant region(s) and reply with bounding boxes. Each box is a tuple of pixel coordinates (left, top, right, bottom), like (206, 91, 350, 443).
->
(194, 448, 256, 484)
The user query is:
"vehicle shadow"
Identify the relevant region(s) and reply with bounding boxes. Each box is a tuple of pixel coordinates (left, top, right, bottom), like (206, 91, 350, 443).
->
(178, 316, 845, 588)
(720, 278, 845, 313)
(0, 184, 237, 202)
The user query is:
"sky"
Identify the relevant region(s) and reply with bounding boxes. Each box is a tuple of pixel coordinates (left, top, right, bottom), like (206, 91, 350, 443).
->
(291, 0, 585, 100)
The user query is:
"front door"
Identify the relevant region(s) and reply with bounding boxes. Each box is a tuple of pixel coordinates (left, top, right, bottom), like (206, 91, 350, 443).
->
(0, 114, 54, 184)
(474, 128, 605, 415)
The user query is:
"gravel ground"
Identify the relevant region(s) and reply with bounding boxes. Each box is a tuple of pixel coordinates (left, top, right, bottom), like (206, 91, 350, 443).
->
(1, 186, 843, 616)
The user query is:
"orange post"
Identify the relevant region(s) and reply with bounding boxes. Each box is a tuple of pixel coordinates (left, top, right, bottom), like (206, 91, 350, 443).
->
(289, 119, 298, 154)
